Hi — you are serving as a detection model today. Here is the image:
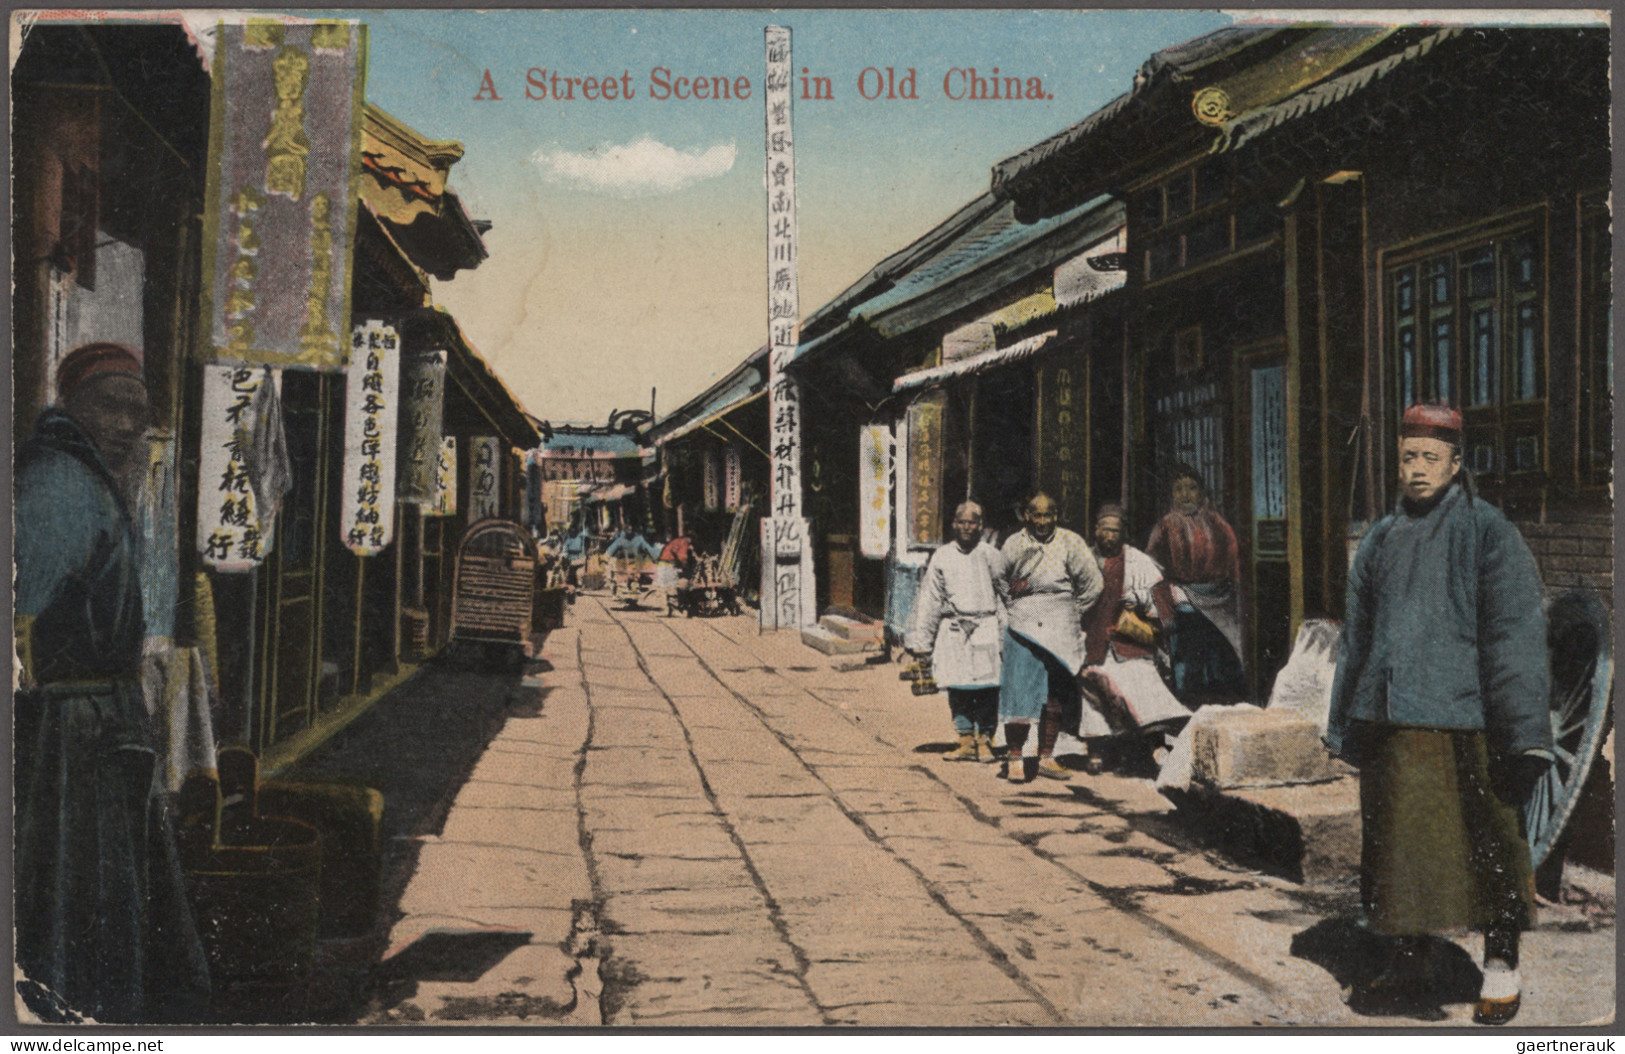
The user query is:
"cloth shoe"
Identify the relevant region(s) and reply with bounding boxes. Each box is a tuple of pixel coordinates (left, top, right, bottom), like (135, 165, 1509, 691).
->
(1006, 753, 1029, 783)
(974, 733, 997, 763)
(1035, 756, 1072, 781)
(943, 733, 977, 762)
(1474, 959, 1521, 1025)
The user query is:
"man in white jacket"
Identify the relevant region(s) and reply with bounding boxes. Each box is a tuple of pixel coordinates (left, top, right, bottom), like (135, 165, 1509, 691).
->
(906, 502, 1008, 762)
(999, 492, 1103, 782)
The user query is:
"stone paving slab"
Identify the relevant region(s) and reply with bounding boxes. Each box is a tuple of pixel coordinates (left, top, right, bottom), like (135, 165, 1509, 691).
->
(592, 852, 759, 894)
(399, 841, 591, 912)
(439, 804, 583, 853)
(466, 749, 578, 790)
(601, 888, 782, 937)
(453, 781, 578, 812)
(805, 957, 1032, 1009)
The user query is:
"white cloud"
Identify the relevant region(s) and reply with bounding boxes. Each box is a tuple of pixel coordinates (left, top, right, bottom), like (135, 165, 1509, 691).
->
(532, 137, 737, 197)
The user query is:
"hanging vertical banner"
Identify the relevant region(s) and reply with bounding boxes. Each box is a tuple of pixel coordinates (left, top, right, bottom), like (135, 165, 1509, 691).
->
(426, 436, 457, 517)
(197, 363, 269, 571)
(200, 19, 367, 368)
(908, 394, 945, 547)
(761, 25, 815, 630)
(397, 349, 446, 502)
(859, 423, 893, 558)
(723, 447, 742, 510)
(340, 319, 401, 554)
(471, 435, 502, 520)
(703, 449, 720, 510)
(1037, 359, 1088, 529)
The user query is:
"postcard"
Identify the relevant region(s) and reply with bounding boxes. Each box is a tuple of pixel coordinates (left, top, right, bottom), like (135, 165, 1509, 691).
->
(9, 6, 1615, 1032)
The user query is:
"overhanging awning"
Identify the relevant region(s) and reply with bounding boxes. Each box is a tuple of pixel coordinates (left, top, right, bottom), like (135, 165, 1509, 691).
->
(893, 330, 1057, 395)
(980, 290, 1057, 336)
(656, 388, 766, 446)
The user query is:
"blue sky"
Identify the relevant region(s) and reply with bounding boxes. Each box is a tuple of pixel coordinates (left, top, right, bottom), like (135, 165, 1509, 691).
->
(332, 9, 1235, 422)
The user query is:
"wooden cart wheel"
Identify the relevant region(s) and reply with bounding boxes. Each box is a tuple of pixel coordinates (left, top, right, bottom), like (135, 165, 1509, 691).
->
(1525, 591, 1613, 869)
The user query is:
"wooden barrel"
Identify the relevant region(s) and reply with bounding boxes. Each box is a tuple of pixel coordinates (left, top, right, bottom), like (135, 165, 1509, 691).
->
(178, 749, 323, 1021)
(180, 815, 322, 1020)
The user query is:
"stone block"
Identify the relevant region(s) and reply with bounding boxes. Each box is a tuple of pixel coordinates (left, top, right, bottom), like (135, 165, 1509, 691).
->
(1169, 777, 1361, 881)
(1191, 708, 1353, 790)
(819, 614, 884, 641)
(799, 626, 878, 655)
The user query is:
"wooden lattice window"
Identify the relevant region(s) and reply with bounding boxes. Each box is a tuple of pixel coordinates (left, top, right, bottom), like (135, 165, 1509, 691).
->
(1388, 222, 1546, 479)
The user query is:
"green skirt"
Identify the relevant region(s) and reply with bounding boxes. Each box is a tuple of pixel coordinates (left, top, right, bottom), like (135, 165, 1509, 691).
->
(1355, 724, 1536, 936)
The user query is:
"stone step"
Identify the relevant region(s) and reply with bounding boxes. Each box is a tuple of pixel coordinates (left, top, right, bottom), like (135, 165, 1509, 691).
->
(801, 625, 881, 656)
(1164, 776, 1360, 882)
(819, 613, 884, 641)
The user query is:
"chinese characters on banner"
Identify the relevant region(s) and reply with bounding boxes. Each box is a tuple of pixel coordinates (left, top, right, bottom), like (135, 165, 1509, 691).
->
(201, 19, 366, 368)
(340, 320, 400, 554)
(761, 25, 815, 630)
(197, 363, 269, 571)
(703, 449, 720, 510)
(1038, 361, 1087, 528)
(426, 437, 458, 517)
(471, 436, 502, 520)
(723, 447, 742, 510)
(907, 395, 944, 547)
(858, 424, 892, 558)
(397, 349, 447, 502)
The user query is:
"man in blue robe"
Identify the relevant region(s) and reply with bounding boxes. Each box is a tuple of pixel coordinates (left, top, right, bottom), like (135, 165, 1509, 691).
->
(14, 343, 209, 1022)
(1326, 403, 1550, 1025)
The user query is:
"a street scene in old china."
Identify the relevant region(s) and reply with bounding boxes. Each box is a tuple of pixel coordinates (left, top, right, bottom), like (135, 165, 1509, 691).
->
(8, 7, 1615, 1031)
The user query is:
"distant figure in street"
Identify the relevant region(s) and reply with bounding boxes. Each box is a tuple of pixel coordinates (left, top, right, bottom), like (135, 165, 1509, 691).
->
(905, 502, 1009, 763)
(1326, 403, 1550, 1024)
(1077, 504, 1192, 773)
(1145, 464, 1247, 703)
(14, 343, 209, 1022)
(605, 526, 639, 560)
(657, 532, 698, 615)
(998, 492, 1103, 783)
(563, 523, 590, 590)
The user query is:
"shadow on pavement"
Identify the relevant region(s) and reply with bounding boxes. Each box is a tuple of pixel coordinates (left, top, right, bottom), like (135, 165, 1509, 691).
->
(380, 929, 535, 984)
(278, 661, 536, 1021)
(1289, 916, 1482, 1018)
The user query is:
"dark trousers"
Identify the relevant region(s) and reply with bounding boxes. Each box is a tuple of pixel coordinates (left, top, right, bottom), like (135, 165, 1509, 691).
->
(946, 688, 998, 736)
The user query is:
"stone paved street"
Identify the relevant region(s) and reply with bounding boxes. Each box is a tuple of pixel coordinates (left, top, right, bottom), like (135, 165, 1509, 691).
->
(355, 596, 1615, 1028)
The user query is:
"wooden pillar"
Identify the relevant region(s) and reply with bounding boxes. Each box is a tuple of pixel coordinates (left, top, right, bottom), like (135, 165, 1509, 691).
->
(1282, 210, 1306, 645)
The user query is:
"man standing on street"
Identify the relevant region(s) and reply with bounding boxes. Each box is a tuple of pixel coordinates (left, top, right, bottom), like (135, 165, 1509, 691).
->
(14, 343, 209, 1022)
(906, 501, 1008, 763)
(999, 492, 1102, 783)
(1325, 403, 1550, 1025)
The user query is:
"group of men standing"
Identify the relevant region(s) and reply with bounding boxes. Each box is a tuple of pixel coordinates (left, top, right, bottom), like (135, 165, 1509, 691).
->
(905, 489, 1221, 782)
(905, 402, 1554, 1024)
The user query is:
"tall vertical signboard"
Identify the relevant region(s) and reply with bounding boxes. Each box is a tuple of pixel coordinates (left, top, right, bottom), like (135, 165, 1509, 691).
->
(340, 320, 401, 554)
(195, 17, 366, 571)
(760, 25, 816, 630)
(471, 436, 503, 520)
(200, 19, 366, 369)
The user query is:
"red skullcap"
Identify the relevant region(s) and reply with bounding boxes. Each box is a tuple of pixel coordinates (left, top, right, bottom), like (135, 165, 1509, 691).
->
(56, 343, 144, 402)
(1400, 402, 1462, 444)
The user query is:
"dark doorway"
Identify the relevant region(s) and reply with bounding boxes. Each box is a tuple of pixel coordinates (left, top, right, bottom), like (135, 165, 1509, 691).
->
(972, 365, 1035, 540)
